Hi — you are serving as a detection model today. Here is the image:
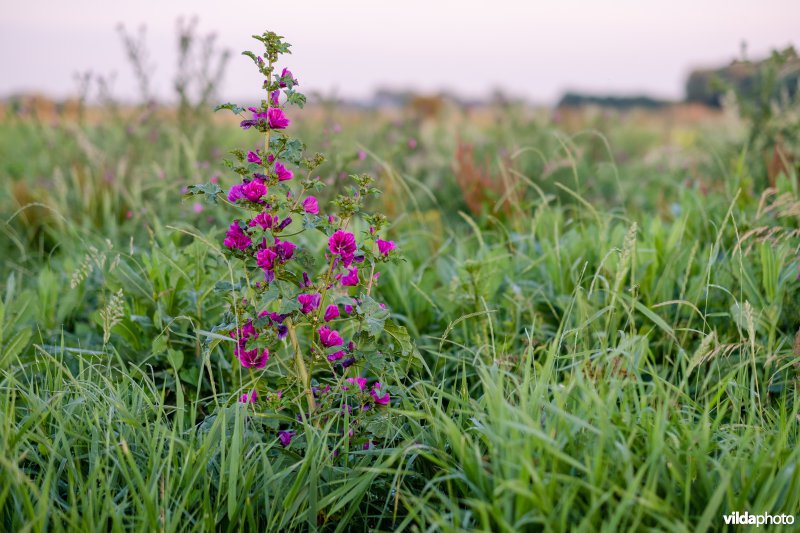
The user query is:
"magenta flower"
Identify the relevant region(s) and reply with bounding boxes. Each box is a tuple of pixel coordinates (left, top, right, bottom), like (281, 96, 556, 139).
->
(242, 179, 267, 202)
(302, 196, 319, 214)
(327, 350, 345, 362)
(324, 304, 340, 322)
(318, 326, 343, 347)
(275, 162, 293, 181)
(240, 107, 269, 130)
(239, 390, 258, 404)
(346, 377, 367, 391)
(247, 150, 262, 165)
(357, 150, 366, 161)
(223, 222, 252, 250)
(371, 382, 390, 405)
(257, 247, 278, 271)
(268, 108, 290, 129)
(250, 212, 278, 230)
(274, 238, 296, 260)
(328, 230, 357, 264)
(377, 238, 396, 256)
(237, 346, 269, 368)
(278, 431, 294, 447)
(270, 90, 280, 106)
(277, 216, 292, 230)
(341, 266, 359, 286)
(228, 183, 245, 202)
(298, 293, 321, 314)
(279, 67, 297, 87)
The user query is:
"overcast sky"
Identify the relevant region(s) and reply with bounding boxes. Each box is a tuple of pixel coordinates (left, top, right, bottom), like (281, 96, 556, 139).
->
(1, 0, 798, 104)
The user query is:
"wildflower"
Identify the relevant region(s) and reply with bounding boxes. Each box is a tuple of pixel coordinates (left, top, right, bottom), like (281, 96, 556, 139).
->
(268, 312, 289, 339)
(277, 216, 292, 230)
(318, 326, 343, 347)
(371, 382, 390, 405)
(239, 390, 258, 403)
(240, 107, 269, 130)
(298, 293, 321, 314)
(278, 431, 294, 447)
(247, 150, 262, 164)
(302, 196, 319, 214)
(357, 150, 366, 161)
(279, 67, 297, 87)
(377, 238, 396, 256)
(270, 90, 280, 106)
(275, 161, 293, 181)
(341, 266, 359, 286)
(242, 179, 268, 202)
(324, 304, 340, 321)
(312, 385, 331, 397)
(250, 212, 278, 230)
(328, 230, 357, 265)
(192, 202, 204, 213)
(346, 377, 367, 391)
(228, 183, 246, 202)
(268, 107, 290, 129)
(257, 247, 278, 271)
(327, 350, 345, 362)
(408, 138, 417, 149)
(274, 238, 296, 260)
(237, 345, 269, 368)
(223, 222, 252, 250)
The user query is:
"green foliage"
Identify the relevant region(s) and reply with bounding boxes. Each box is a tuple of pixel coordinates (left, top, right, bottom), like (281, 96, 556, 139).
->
(1, 45, 799, 529)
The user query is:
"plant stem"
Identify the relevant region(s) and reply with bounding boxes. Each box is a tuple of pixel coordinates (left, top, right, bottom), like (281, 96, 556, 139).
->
(286, 318, 316, 410)
(366, 262, 377, 296)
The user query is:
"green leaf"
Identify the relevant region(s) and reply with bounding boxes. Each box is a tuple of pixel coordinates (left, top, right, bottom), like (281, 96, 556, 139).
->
(179, 366, 200, 385)
(279, 138, 305, 165)
(286, 91, 307, 109)
(0, 328, 31, 369)
(215, 102, 245, 114)
(359, 296, 389, 337)
(384, 319, 414, 356)
(260, 283, 280, 306)
(278, 298, 302, 315)
(152, 335, 168, 355)
(167, 349, 184, 370)
(184, 183, 223, 204)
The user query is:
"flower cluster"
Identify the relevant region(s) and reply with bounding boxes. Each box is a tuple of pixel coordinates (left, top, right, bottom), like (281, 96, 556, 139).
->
(188, 31, 410, 456)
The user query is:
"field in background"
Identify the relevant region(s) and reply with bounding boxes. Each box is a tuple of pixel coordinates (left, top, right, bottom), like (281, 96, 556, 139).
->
(1, 95, 799, 530)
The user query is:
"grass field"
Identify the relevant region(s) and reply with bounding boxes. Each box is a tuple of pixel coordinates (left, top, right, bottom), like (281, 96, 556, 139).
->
(1, 89, 799, 531)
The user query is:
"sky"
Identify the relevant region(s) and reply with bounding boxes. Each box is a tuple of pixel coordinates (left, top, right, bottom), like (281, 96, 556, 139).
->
(1, 0, 798, 105)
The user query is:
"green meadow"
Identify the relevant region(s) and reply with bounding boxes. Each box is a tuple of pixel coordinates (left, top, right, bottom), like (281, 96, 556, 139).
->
(1, 79, 799, 530)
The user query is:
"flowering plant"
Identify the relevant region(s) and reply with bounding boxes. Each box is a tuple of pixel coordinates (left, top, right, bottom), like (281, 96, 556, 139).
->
(186, 31, 416, 454)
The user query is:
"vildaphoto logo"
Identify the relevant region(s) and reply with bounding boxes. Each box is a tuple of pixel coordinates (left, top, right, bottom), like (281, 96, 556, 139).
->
(722, 511, 795, 527)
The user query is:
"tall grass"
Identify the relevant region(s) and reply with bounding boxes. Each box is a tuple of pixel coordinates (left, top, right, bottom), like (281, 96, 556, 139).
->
(1, 102, 799, 530)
